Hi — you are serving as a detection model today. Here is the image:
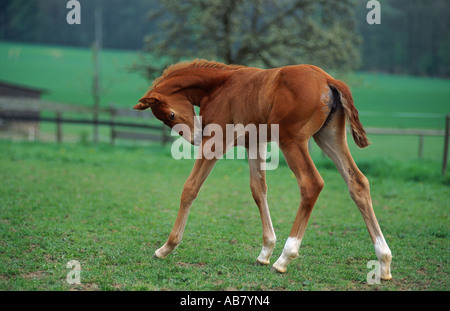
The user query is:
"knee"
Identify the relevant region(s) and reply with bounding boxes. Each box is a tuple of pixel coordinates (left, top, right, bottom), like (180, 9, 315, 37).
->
(250, 180, 268, 204)
(181, 184, 198, 202)
(300, 176, 324, 204)
(316, 177, 325, 193)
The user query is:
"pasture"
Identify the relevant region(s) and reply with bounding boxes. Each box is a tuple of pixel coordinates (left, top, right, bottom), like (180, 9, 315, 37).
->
(0, 140, 448, 291)
(0, 42, 449, 291)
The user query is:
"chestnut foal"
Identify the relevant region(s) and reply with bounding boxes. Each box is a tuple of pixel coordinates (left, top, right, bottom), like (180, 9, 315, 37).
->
(134, 59, 392, 279)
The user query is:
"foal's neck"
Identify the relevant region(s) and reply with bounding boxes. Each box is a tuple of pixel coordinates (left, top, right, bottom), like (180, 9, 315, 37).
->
(166, 67, 235, 107)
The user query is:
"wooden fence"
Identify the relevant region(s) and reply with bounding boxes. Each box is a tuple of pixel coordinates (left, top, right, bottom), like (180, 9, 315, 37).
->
(363, 123, 449, 176)
(363, 127, 445, 159)
(0, 96, 449, 175)
(0, 96, 170, 145)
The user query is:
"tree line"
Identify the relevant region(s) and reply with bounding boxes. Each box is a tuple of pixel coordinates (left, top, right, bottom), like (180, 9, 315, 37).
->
(0, 0, 449, 77)
(356, 0, 450, 77)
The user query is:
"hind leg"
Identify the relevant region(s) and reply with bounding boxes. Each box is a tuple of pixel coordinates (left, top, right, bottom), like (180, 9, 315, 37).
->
(272, 139, 324, 273)
(314, 110, 392, 280)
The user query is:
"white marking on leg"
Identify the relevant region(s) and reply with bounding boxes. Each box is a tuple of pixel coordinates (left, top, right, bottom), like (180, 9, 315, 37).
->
(154, 246, 170, 259)
(374, 236, 392, 280)
(272, 237, 302, 273)
(249, 155, 277, 266)
(257, 237, 276, 265)
(154, 243, 179, 259)
(256, 193, 276, 264)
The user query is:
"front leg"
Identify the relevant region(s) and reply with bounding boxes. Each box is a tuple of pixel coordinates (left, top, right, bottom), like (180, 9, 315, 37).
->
(154, 156, 217, 258)
(248, 147, 276, 265)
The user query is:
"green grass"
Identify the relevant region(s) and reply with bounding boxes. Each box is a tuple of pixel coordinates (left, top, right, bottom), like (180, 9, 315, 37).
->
(350, 73, 450, 129)
(0, 140, 448, 291)
(0, 41, 150, 107)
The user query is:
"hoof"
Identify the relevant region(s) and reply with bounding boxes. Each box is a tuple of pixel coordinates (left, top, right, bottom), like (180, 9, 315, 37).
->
(152, 253, 162, 259)
(381, 273, 392, 281)
(153, 249, 167, 259)
(380, 259, 392, 281)
(255, 259, 270, 266)
(271, 264, 286, 274)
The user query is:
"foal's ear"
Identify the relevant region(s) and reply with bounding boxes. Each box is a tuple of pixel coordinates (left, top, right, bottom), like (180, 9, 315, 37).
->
(134, 96, 159, 110)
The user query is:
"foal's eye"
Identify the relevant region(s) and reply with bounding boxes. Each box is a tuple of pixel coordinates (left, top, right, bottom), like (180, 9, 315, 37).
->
(169, 112, 175, 120)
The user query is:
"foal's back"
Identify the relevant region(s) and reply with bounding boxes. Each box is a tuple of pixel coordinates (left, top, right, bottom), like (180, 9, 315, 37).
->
(216, 65, 330, 133)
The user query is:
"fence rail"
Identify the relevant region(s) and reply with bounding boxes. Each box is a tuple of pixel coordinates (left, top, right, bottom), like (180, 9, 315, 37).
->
(363, 127, 444, 136)
(0, 97, 448, 175)
(0, 96, 169, 145)
(0, 113, 162, 129)
(363, 127, 445, 161)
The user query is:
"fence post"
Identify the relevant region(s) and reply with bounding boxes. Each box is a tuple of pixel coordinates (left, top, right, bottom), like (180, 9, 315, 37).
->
(161, 125, 169, 146)
(110, 104, 116, 145)
(56, 111, 62, 143)
(442, 115, 449, 176)
(418, 135, 424, 159)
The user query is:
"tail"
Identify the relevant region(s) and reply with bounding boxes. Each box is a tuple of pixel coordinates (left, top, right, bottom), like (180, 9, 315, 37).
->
(328, 79, 370, 148)
(307, 65, 370, 148)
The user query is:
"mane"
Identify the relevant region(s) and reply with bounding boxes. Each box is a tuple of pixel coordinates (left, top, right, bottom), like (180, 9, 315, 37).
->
(149, 59, 245, 91)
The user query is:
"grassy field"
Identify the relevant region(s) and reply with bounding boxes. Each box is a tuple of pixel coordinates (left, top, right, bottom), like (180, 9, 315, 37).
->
(0, 41, 449, 291)
(0, 140, 448, 291)
(350, 73, 450, 129)
(0, 41, 150, 107)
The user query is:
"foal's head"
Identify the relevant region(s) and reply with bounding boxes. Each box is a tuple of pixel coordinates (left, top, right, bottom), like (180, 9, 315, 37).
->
(134, 87, 197, 145)
(135, 59, 239, 144)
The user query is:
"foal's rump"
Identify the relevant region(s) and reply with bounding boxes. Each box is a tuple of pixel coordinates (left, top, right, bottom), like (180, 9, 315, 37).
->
(305, 65, 370, 148)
